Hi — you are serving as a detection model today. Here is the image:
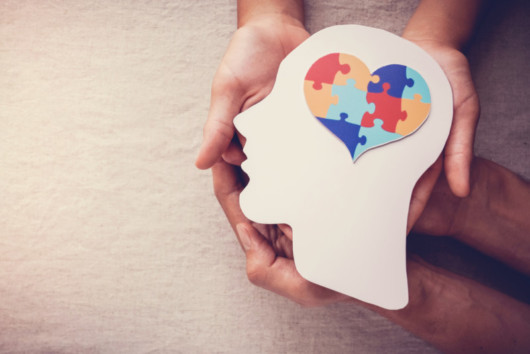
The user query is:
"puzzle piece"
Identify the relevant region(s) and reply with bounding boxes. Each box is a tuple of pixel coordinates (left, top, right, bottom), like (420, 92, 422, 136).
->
(367, 64, 413, 99)
(362, 83, 407, 133)
(304, 52, 432, 163)
(333, 53, 380, 91)
(402, 67, 431, 103)
(304, 80, 339, 118)
(305, 53, 349, 90)
(327, 79, 376, 125)
(354, 119, 403, 161)
(396, 94, 431, 136)
(317, 113, 366, 159)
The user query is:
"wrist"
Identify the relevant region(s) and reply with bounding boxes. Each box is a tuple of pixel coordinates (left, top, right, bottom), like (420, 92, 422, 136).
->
(374, 258, 447, 337)
(380, 257, 530, 352)
(448, 161, 479, 243)
(402, 31, 463, 52)
(402, 0, 486, 51)
(450, 157, 506, 243)
(237, 0, 304, 29)
(450, 158, 530, 276)
(238, 12, 304, 30)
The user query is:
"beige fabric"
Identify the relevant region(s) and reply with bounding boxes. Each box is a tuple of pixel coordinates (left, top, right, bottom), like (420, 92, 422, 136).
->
(1, 0, 527, 352)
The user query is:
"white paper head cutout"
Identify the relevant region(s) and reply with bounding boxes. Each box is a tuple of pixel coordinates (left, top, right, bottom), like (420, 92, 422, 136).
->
(234, 25, 453, 309)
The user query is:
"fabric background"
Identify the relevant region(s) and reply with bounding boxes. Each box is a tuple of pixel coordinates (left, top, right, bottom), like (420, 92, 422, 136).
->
(1, 0, 528, 352)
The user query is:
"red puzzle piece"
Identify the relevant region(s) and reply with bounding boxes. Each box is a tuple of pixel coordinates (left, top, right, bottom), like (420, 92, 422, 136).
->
(304, 53, 349, 90)
(361, 83, 407, 133)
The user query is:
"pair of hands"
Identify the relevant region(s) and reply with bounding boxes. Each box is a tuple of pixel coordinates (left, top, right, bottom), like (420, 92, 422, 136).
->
(196, 15, 479, 307)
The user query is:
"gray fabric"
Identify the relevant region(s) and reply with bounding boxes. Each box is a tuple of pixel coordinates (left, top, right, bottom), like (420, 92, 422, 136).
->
(0, 0, 527, 353)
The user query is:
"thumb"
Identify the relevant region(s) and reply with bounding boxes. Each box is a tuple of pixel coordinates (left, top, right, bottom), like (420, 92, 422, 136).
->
(195, 79, 245, 169)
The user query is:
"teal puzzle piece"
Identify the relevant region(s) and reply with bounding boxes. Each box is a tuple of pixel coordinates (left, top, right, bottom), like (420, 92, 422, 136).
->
(327, 79, 375, 125)
(402, 67, 431, 103)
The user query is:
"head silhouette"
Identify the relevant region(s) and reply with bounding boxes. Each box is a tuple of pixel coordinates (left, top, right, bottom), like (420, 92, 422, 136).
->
(235, 25, 452, 309)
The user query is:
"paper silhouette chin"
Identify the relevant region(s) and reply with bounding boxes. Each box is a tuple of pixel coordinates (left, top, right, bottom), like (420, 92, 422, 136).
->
(234, 25, 453, 310)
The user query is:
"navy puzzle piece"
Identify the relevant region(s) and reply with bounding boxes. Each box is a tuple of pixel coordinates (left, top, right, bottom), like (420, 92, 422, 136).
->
(367, 64, 414, 98)
(317, 113, 367, 159)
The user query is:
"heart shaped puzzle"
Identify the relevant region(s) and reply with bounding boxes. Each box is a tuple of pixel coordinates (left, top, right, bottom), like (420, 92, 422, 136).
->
(304, 53, 431, 161)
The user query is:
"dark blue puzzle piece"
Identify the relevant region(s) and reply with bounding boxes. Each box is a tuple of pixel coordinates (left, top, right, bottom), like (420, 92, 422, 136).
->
(367, 64, 414, 98)
(317, 113, 367, 159)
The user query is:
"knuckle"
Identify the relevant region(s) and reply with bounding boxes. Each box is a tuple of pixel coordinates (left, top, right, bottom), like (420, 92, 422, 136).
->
(210, 80, 224, 97)
(214, 119, 235, 138)
(211, 70, 238, 96)
(246, 262, 264, 286)
(204, 116, 234, 141)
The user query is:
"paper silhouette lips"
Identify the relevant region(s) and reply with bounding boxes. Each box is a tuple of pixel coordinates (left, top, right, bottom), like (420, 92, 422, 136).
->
(304, 53, 431, 161)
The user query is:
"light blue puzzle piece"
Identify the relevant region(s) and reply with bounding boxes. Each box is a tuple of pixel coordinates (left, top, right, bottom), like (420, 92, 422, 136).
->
(402, 67, 430, 103)
(353, 119, 402, 161)
(326, 79, 375, 125)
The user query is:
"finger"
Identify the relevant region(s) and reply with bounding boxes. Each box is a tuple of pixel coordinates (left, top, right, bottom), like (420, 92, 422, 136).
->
(278, 224, 293, 241)
(212, 161, 253, 254)
(250, 222, 294, 259)
(222, 138, 247, 166)
(212, 161, 248, 231)
(444, 123, 475, 198)
(237, 223, 349, 307)
(407, 156, 443, 233)
(236, 131, 246, 146)
(195, 74, 245, 170)
(444, 82, 480, 198)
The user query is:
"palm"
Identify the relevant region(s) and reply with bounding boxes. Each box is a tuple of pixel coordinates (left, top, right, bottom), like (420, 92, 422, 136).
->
(196, 19, 309, 168)
(213, 160, 349, 307)
(251, 223, 294, 259)
(216, 22, 309, 111)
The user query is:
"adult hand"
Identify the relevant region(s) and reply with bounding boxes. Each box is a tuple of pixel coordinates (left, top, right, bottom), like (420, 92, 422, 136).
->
(212, 160, 350, 307)
(211, 153, 442, 306)
(195, 15, 309, 169)
(213, 159, 530, 353)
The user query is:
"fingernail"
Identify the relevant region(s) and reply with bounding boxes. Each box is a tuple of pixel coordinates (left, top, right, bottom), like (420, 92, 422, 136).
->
(236, 224, 251, 252)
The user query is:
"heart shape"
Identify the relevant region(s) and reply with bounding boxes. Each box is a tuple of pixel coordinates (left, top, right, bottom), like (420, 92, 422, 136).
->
(304, 53, 431, 161)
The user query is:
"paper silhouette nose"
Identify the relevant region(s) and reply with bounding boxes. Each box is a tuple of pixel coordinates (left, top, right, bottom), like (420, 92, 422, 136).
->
(304, 53, 431, 161)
